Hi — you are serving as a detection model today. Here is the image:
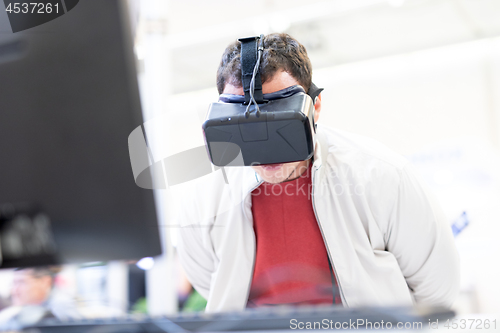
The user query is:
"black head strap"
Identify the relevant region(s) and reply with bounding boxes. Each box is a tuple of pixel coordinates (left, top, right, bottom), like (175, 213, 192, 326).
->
(238, 36, 264, 104)
(308, 82, 324, 103)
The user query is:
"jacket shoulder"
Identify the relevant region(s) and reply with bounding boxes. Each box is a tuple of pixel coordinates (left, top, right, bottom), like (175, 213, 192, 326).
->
(316, 126, 410, 233)
(317, 125, 409, 172)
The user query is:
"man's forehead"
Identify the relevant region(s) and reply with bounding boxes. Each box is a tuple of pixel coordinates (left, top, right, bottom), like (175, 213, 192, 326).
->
(13, 273, 32, 282)
(14, 269, 44, 278)
(222, 83, 244, 95)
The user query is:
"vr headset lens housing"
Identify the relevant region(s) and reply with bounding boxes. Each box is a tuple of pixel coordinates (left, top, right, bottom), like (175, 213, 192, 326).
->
(202, 35, 323, 167)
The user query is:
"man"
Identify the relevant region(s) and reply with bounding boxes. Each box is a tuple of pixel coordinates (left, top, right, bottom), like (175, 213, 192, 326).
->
(0, 266, 79, 330)
(177, 33, 460, 312)
(0, 267, 59, 329)
(10, 267, 58, 307)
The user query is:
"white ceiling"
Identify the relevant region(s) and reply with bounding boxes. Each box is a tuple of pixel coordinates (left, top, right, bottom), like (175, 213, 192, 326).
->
(138, 0, 500, 94)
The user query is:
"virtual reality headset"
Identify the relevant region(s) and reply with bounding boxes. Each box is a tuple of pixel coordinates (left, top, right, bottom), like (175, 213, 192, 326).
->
(202, 35, 323, 167)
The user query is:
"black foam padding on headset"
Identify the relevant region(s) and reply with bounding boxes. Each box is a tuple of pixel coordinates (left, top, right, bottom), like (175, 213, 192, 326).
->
(219, 85, 305, 104)
(219, 84, 324, 105)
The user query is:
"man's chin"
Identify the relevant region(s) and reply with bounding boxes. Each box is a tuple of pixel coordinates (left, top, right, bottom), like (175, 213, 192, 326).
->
(260, 176, 285, 184)
(252, 165, 289, 184)
(259, 163, 283, 172)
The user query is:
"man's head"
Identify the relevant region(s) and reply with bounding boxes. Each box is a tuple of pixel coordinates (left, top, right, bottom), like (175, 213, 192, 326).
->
(216, 33, 321, 184)
(217, 33, 313, 95)
(11, 267, 60, 306)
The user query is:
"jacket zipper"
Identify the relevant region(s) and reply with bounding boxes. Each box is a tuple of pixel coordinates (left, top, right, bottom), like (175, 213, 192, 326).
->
(243, 180, 263, 307)
(311, 166, 348, 306)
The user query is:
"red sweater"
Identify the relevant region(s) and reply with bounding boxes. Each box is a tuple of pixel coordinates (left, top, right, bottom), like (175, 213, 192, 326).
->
(248, 165, 341, 307)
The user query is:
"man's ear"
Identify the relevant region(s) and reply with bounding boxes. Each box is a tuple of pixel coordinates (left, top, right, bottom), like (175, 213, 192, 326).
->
(314, 93, 322, 124)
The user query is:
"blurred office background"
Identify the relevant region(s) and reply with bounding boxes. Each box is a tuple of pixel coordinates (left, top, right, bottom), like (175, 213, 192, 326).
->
(1, 0, 500, 320)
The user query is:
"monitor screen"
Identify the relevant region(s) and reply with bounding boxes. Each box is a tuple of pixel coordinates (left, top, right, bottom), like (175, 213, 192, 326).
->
(0, 0, 162, 268)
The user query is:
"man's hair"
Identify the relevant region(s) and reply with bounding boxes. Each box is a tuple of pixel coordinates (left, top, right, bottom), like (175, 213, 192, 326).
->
(216, 33, 313, 94)
(15, 266, 61, 279)
(15, 266, 62, 287)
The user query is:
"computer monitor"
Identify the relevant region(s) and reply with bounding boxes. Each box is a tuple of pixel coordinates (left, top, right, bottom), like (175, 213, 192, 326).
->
(0, 0, 162, 268)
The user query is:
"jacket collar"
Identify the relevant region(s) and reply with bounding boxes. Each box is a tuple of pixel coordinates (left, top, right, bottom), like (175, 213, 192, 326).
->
(312, 125, 329, 182)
